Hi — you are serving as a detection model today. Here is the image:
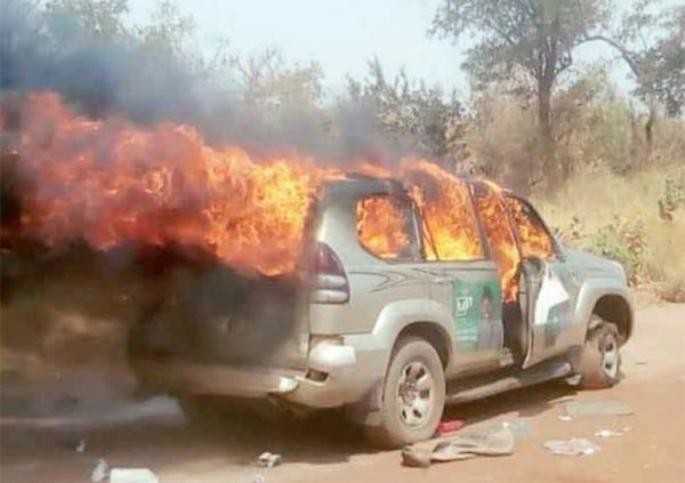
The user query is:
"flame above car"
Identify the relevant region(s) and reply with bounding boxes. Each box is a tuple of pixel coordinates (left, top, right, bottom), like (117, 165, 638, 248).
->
(1, 91, 553, 300)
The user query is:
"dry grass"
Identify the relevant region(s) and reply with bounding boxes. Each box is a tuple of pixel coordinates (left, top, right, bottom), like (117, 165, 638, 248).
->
(534, 164, 685, 300)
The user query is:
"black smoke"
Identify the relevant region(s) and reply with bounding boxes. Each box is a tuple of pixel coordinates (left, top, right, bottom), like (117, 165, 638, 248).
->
(0, 0, 404, 165)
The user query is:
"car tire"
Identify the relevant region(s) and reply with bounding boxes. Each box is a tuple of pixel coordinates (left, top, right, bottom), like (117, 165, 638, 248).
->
(577, 318, 621, 389)
(366, 336, 445, 449)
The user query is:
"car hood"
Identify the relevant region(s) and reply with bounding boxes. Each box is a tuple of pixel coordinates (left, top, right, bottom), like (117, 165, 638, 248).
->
(561, 246, 627, 283)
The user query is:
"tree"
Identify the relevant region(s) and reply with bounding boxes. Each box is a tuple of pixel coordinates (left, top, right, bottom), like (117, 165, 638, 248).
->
(578, 0, 684, 140)
(639, 5, 684, 118)
(232, 48, 324, 110)
(345, 58, 466, 167)
(43, 0, 129, 43)
(430, 0, 612, 165)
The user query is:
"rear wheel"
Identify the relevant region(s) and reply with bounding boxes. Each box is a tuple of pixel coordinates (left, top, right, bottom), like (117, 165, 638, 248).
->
(577, 318, 621, 389)
(366, 337, 445, 448)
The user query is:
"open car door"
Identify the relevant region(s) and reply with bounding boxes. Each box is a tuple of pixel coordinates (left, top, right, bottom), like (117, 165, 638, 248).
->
(503, 195, 578, 368)
(519, 257, 575, 368)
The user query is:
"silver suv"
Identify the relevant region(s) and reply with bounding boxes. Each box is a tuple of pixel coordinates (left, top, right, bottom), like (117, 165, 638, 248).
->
(130, 174, 633, 448)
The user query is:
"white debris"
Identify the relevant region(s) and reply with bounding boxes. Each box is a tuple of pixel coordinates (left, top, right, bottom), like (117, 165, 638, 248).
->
(544, 438, 600, 456)
(76, 439, 86, 453)
(257, 452, 282, 468)
(90, 459, 108, 483)
(565, 374, 582, 386)
(109, 468, 159, 483)
(253, 475, 266, 483)
(595, 429, 624, 438)
(558, 415, 573, 422)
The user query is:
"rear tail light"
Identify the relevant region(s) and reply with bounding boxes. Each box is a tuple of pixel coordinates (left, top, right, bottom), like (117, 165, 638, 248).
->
(309, 242, 350, 304)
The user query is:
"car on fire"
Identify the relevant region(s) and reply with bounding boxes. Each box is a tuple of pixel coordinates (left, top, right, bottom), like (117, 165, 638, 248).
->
(129, 173, 633, 448)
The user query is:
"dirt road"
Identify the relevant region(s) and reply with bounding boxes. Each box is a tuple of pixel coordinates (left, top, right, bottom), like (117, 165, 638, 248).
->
(2, 303, 684, 483)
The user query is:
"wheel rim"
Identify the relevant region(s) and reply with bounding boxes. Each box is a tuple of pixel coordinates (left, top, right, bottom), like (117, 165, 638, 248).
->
(601, 333, 619, 379)
(396, 361, 434, 427)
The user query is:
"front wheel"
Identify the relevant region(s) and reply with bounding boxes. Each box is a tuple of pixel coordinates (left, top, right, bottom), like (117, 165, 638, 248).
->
(576, 318, 621, 389)
(365, 337, 445, 448)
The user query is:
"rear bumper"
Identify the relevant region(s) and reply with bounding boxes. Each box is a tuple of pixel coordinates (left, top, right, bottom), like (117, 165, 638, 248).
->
(132, 359, 301, 398)
(132, 336, 388, 409)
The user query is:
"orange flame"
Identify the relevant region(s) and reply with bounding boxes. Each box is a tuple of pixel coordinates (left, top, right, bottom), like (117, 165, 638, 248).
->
(401, 160, 483, 261)
(356, 196, 411, 259)
(472, 182, 521, 302)
(7, 92, 332, 276)
(4, 92, 538, 303)
(504, 196, 555, 261)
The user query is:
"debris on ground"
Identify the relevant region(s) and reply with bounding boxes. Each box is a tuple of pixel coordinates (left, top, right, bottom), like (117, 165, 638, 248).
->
(402, 425, 514, 467)
(257, 452, 283, 468)
(109, 468, 159, 483)
(544, 438, 600, 456)
(76, 439, 86, 453)
(595, 427, 631, 438)
(501, 420, 532, 440)
(253, 475, 266, 483)
(565, 374, 582, 386)
(90, 459, 108, 482)
(558, 415, 573, 422)
(435, 419, 465, 437)
(565, 400, 633, 417)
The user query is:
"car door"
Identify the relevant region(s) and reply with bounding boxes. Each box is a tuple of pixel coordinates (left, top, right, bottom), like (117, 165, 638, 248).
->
(503, 195, 580, 368)
(414, 178, 505, 376)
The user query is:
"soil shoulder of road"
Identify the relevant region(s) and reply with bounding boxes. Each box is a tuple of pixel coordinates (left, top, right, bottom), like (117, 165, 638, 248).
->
(1, 302, 684, 483)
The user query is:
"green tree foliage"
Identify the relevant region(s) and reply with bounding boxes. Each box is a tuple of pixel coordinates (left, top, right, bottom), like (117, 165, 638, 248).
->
(575, 0, 684, 148)
(430, 0, 612, 154)
(617, 1, 685, 117)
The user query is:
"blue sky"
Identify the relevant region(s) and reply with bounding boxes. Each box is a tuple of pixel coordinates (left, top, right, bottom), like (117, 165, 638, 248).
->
(126, 0, 666, 98)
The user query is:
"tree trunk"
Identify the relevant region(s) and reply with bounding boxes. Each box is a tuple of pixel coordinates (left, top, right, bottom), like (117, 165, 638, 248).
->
(538, 87, 553, 145)
(537, 82, 556, 182)
(645, 101, 655, 153)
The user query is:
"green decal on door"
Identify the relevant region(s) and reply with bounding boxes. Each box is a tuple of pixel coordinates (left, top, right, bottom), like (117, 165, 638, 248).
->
(452, 279, 502, 351)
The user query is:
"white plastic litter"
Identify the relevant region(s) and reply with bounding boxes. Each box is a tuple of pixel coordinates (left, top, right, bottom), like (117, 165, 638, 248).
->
(595, 429, 623, 438)
(257, 452, 282, 468)
(90, 459, 108, 483)
(76, 439, 86, 453)
(544, 438, 600, 456)
(109, 468, 159, 483)
(502, 420, 532, 439)
(558, 415, 573, 422)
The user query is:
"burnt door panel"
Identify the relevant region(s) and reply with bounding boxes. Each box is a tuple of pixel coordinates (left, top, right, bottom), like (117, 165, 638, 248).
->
(522, 259, 576, 368)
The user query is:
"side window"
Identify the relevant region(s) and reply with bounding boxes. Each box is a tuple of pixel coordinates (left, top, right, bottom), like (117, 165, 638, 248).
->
(356, 194, 420, 261)
(471, 182, 521, 302)
(504, 196, 556, 260)
(412, 178, 484, 261)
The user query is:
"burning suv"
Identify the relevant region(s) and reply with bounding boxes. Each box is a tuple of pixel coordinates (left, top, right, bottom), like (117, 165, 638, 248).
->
(130, 172, 633, 448)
